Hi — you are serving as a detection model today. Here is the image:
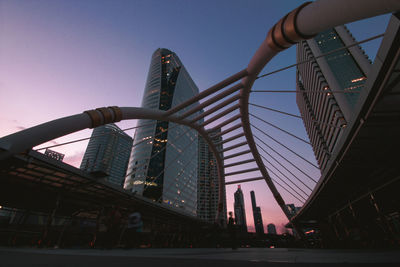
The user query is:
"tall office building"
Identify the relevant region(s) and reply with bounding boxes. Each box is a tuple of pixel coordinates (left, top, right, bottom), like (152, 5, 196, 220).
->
(197, 129, 227, 224)
(234, 185, 247, 232)
(267, 223, 277, 235)
(80, 124, 133, 187)
(124, 48, 201, 215)
(250, 191, 264, 235)
(296, 25, 371, 172)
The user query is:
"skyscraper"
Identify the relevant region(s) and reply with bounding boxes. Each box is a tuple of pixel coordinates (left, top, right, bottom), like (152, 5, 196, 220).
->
(296, 25, 371, 172)
(197, 129, 227, 224)
(267, 223, 277, 235)
(234, 185, 247, 232)
(124, 48, 201, 215)
(81, 123, 133, 187)
(250, 190, 264, 235)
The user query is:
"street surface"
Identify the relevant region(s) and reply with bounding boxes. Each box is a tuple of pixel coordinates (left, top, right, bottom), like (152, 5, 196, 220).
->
(1, 247, 400, 266)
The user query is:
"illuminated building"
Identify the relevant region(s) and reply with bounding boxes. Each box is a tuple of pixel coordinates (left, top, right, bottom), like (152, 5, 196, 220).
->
(234, 185, 247, 232)
(197, 129, 227, 224)
(80, 123, 132, 187)
(296, 25, 371, 173)
(124, 48, 201, 215)
(250, 190, 264, 235)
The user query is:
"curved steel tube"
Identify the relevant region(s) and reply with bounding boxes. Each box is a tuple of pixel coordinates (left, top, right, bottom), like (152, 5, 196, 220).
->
(239, 0, 400, 232)
(0, 106, 226, 222)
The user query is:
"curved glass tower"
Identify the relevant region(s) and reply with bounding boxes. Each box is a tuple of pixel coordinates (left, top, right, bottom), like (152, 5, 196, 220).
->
(124, 48, 201, 215)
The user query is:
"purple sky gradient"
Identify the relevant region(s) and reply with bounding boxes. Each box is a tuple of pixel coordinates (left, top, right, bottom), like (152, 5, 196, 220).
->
(0, 0, 390, 233)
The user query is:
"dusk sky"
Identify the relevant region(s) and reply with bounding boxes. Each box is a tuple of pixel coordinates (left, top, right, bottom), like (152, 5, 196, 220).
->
(0, 0, 391, 233)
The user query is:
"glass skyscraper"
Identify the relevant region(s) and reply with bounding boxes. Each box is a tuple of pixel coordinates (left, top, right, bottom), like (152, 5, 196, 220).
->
(197, 129, 227, 224)
(80, 123, 133, 187)
(124, 48, 201, 216)
(296, 25, 371, 172)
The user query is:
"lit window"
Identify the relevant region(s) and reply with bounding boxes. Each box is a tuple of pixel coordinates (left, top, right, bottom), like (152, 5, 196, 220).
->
(351, 77, 366, 83)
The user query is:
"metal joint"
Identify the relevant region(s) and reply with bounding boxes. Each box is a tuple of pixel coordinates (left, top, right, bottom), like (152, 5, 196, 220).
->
(96, 107, 114, 124)
(84, 110, 102, 128)
(267, 2, 316, 51)
(108, 106, 123, 122)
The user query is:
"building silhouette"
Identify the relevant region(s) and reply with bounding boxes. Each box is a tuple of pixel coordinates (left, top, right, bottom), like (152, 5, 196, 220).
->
(124, 48, 202, 215)
(234, 185, 247, 232)
(44, 149, 64, 162)
(80, 123, 132, 187)
(250, 190, 264, 235)
(296, 25, 371, 172)
(286, 204, 301, 219)
(267, 223, 277, 235)
(197, 129, 227, 224)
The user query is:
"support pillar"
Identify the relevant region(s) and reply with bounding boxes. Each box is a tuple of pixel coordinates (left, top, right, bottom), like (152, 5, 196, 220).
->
(40, 195, 61, 247)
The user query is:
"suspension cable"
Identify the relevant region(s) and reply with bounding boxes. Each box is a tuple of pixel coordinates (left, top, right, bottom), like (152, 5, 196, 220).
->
(140, 131, 199, 193)
(155, 146, 199, 203)
(254, 134, 318, 185)
(260, 152, 310, 198)
(256, 141, 313, 192)
(35, 122, 156, 151)
(271, 178, 305, 204)
(256, 33, 384, 80)
(251, 90, 361, 93)
(250, 103, 302, 118)
(250, 113, 310, 144)
(263, 163, 308, 202)
(249, 103, 341, 129)
(82, 122, 184, 178)
(125, 124, 193, 179)
(251, 123, 319, 170)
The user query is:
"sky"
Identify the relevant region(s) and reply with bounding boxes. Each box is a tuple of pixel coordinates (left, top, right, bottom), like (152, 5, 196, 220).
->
(0, 0, 391, 233)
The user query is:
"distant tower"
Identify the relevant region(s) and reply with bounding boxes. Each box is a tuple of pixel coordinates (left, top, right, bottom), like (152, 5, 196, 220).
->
(296, 25, 371, 173)
(250, 191, 264, 235)
(234, 185, 247, 232)
(267, 223, 277, 235)
(197, 128, 227, 224)
(80, 123, 132, 187)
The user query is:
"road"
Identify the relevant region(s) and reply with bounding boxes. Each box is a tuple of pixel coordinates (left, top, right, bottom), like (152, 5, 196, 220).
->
(1, 247, 400, 266)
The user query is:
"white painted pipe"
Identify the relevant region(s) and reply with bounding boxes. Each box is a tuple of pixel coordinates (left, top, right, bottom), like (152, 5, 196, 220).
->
(298, 0, 400, 36)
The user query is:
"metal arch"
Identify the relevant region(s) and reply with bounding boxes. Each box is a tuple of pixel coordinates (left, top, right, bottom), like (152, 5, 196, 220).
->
(0, 106, 226, 222)
(237, 0, 400, 233)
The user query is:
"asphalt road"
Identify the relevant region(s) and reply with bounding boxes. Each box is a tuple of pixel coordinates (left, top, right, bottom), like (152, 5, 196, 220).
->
(1, 247, 400, 267)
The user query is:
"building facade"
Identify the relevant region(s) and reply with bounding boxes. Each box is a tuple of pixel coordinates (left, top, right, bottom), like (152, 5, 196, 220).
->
(124, 48, 202, 216)
(197, 129, 227, 224)
(267, 223, 277, 235)
(80, 123, 133, 187)
(234, 185, 247, 232)
(296, 25, 371, 173)
(250, 190, 264, 235)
